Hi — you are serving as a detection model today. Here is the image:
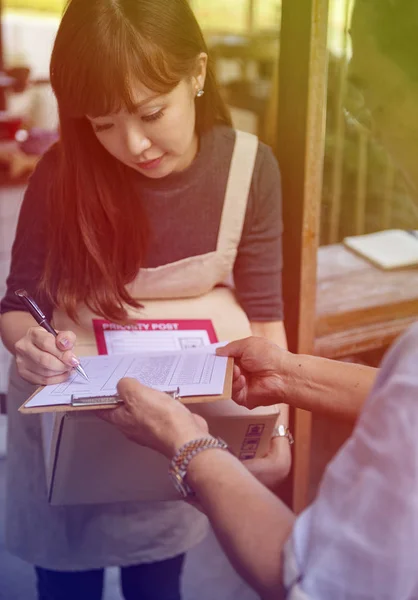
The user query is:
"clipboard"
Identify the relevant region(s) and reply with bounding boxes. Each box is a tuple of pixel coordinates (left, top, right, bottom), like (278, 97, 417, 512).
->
(19, 357, 234, 414)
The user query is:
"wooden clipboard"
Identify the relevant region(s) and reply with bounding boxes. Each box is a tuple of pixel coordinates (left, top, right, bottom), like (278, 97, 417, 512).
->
(19, 357, 234, 414)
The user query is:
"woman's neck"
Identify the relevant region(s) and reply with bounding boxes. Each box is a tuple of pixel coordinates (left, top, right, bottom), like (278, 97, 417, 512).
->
(173, 131, 199, 173)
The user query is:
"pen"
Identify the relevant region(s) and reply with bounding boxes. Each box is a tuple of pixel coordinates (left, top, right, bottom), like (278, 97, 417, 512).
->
(14, 289, 89, 381)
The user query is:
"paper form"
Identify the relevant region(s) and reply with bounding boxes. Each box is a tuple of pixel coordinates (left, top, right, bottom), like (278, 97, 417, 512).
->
(25, 350, 228, 409)
(93, 319, 218, 355)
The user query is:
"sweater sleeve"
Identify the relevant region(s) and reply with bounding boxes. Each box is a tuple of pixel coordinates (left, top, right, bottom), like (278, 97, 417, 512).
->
(0, 149, 57, 321)
(233, 143, 284, 322)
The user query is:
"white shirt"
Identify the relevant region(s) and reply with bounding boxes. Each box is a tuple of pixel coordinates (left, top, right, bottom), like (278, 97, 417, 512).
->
(284, 323, 418, 599)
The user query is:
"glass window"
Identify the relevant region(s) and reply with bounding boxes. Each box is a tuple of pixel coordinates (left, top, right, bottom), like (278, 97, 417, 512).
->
(253, 0, 281, 33)
(4, 0, 65, 12)
(192, 0, 249, 34)
(321, 0, 415, 245)
(199, 0, 281, 145)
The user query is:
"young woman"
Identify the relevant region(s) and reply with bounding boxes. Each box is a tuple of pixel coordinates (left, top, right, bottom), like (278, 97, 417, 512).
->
(0, 0, 290, 598)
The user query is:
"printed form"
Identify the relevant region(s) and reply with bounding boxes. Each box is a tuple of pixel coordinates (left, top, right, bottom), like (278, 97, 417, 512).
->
(93, 319, 218, 355)
(25, 350, 228, 409)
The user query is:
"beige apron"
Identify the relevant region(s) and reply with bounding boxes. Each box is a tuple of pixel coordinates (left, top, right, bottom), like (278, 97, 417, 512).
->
(53, 130, 259, 354)
(5, 130, 260, 570)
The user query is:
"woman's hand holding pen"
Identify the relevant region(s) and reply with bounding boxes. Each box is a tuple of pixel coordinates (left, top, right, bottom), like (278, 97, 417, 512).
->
(14, 327, 81, 385)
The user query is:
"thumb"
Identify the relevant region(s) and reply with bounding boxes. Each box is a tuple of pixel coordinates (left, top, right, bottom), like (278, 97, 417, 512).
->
(117, 378, 168, 408)
(117, 377, 148, 403)
(216, 338, 249, 359)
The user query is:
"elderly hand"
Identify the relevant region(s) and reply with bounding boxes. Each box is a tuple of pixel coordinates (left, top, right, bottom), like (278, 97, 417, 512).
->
(98, 378, 209, 459)
(217, 337, 292, 409)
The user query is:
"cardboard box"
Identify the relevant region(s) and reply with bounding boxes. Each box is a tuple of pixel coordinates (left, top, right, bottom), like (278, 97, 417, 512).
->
(41, 401, 280, 505)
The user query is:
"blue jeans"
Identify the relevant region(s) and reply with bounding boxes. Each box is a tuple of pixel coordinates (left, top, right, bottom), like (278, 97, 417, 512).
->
(35, 554, 185, 600)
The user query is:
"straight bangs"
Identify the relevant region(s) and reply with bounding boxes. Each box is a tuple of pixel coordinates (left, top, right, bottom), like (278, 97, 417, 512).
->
(50, 7, 194, 119)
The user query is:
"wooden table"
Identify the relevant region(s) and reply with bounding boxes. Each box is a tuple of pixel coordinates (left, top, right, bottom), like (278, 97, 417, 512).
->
(315, 244, 418, 359)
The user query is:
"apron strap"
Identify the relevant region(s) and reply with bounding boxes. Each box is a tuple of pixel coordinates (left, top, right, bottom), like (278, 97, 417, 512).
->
(216, 130, 259, 252)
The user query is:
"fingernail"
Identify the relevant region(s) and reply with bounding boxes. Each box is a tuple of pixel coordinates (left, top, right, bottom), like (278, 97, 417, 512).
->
(61, 338, 70, 348)
(70, 356, 80, 367)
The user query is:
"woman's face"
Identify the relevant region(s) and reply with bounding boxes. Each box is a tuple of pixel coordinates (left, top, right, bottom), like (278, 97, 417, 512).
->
(349, 1, 418, 190)
(87, 76, 203, 179)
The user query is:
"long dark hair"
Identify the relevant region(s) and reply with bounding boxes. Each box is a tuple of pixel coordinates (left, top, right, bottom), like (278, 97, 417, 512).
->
(42, 0, 232, 322)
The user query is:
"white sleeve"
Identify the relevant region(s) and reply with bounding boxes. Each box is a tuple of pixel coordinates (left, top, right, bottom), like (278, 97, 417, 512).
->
(285, 324, 418, 599)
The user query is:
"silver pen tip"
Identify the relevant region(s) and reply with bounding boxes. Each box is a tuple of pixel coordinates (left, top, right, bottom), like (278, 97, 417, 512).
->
(76, 364, 89, 381)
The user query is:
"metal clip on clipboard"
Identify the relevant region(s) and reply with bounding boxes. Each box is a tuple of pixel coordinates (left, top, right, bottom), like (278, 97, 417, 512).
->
(167, 387, 181, 401)
(70, 387, 182, 407)
(70, 394, 123, 407)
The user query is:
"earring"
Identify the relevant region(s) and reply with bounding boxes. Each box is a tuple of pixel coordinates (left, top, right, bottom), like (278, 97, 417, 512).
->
(196, 89, 205, 98)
